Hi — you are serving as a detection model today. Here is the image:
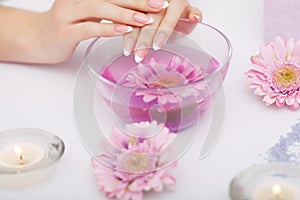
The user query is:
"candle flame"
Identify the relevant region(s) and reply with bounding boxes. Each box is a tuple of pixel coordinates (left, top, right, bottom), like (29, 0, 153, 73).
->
(13, 145, 23, 160)
(272, 184, 282, 196)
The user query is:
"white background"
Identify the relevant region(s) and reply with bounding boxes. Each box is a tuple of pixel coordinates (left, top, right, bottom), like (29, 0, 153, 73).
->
(0, 0, 299, 199)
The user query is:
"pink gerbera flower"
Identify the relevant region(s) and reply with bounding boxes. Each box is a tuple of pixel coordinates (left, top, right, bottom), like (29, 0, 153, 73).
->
(246, 37, 300, 110)
(124, 56, 205, 105)
(91, 121, 177, 200)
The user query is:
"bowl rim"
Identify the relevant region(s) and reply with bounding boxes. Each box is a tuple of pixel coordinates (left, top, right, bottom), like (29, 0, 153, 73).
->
(84, 21, 232, 91)
(0, 128, 65, 174)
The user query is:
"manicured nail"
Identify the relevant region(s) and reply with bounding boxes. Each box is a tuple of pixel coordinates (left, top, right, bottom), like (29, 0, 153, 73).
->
(135, 54, 144, 63)
(123, 37, 135, 56)
(115, 25, 133, 33)
(153, 32, 167, 51)
(161, 1, 169, 8)
(133, 13, 153, 24)
(135, 43, 147, 63)
(193, 13, 200, 21)
(148, 0, 169, 9)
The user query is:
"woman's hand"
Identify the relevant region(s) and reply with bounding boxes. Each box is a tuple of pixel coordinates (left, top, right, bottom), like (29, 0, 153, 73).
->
(122, 0, 202, 62)
(0, 0, 168, 63)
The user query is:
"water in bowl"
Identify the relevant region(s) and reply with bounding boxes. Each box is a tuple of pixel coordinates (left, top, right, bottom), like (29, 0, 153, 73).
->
(96, 48, 220, 133)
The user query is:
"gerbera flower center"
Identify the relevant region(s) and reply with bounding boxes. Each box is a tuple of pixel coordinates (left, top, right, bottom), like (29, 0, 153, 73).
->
(121, 153, 155, 173)
(272, 64, 300, 93)
(150, 76, 183, 88)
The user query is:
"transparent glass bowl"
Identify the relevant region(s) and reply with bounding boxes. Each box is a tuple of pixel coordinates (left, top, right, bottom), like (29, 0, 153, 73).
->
(85, 21, 232, 133)
(0, 128, 65, 187)
(75, 21, 232, 174)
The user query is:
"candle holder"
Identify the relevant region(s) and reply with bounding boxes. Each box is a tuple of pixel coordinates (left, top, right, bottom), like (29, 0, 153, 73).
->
(0, 128, 65, 188)
(230, 162, 300, 200)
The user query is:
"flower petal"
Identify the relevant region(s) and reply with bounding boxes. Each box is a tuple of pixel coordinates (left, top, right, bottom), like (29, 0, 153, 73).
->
(293, 39, 300, 57)
(161, 174, 176, 188)
(254, 87, 266, 96)
(276, 95, 286, 107)
(286, 38, 295, 60)
(142, 94, 157, 103)
(263, 94, 276, 105)
(259, 45, 276, 67)
(286, 95, 296, 106)
(288, 101, 299, 110)
(274, 37, 286, 61)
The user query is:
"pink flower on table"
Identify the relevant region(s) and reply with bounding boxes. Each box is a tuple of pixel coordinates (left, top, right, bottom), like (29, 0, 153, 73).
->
(124, 56, 205, 105)
(91, 121, 177, 200)
(245, 37, 300, 110)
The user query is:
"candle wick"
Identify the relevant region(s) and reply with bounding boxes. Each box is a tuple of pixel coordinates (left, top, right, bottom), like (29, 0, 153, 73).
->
(19, 154, 24, 165)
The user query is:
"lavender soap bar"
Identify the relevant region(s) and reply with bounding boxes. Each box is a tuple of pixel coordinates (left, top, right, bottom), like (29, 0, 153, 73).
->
(264, 0, 300, 43)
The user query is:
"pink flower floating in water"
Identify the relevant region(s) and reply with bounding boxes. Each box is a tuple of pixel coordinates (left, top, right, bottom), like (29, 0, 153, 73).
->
(246, 37, 300, 110)
(124, 56, 206, 105)
(91, 121, 177, 200)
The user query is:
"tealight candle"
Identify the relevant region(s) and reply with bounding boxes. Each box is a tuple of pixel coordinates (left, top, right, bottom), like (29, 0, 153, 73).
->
(253, 182, 297, 200)
(0, 143, 44, 169)
(230, 163, 300, 200)
(0, 128, 64, 188)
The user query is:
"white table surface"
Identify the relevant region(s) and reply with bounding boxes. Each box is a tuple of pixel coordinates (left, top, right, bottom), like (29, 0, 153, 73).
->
(0, 0, 299, 199)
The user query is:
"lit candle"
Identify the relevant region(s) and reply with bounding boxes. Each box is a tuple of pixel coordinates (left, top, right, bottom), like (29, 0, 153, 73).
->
(272, 184, 282, 199)
(253, 182, 297, 200)
(230, 163, 300, 200)
(0, 128, 65, 188)
(0, 143, 44, 170)
(14, 145, 23, 163)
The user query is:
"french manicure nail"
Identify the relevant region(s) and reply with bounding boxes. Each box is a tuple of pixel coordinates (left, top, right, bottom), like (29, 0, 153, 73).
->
(123, 37, 134, 56)
(135, 44, 147, 63)
(135, 54, 144, 63)
(124, 49, 131, 56)
(115, 25, 133, 33)
(133, 13, 153, 24)
(148, 0, 169, 9)
(161, 1, 169, 9)
(153, 32, 167, 51)
(193, 13, 200, 21)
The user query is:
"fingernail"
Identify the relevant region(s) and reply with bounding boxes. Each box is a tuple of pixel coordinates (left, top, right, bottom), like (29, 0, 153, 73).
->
(153, 32, 167, 51)
(148, 0, 169, 9)
(135, 44, 147, 63)
(161, 1, 169, 8)
(135, 54, 144, 63)
(193, 13, 200, 21)
(133, 13, 153, 24)
(123, 37, 134, 56)
(115, 25, 133, 33)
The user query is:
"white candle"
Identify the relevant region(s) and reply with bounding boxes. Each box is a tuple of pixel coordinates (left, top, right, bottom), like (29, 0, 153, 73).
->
(0, 143, 45, 170)
(0, 128, 64, 188)
(230, 163, 300, 200)
(253, 181, 298, 200)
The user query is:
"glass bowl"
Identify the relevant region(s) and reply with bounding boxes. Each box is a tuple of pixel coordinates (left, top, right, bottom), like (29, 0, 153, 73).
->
(74, 21, 231, 174)
(0, 128, 65, 188)
(85, 21, 232, 133)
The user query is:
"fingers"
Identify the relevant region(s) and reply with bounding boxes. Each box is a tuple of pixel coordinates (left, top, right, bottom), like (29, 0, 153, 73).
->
(123, 29, 140, 56)
(186, 7, 202, 22)
(109, 0, 169, 12)
(72, 22, 134, 41)
(152, 0, 187, 51)
(133, 13, 165, 62)
(174, 6, 202, 35)
(72, 1, 154, 27)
